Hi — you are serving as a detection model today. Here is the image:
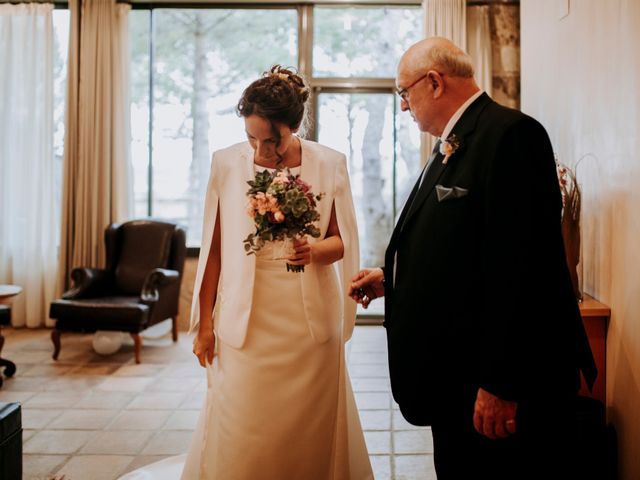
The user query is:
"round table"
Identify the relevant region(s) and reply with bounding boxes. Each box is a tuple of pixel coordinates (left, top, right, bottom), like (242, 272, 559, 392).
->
(0, 285, 22, 304)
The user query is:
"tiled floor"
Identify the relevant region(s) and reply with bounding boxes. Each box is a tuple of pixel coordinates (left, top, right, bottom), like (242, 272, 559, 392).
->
(0, 326, 436, 480)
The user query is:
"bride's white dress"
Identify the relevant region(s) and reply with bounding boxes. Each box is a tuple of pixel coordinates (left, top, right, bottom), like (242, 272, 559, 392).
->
(120, 167, 373, 480)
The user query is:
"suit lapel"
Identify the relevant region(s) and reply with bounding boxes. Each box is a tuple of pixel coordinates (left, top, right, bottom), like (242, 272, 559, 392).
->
(398, 93, 492, 232)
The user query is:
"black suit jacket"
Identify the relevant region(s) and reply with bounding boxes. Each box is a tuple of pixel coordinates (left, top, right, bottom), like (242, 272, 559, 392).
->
(384, 93, 596, 426)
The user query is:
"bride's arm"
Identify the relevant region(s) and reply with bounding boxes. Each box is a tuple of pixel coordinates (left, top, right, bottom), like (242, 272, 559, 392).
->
(290, 203, 343, 266)
(193, 207, 221, 367)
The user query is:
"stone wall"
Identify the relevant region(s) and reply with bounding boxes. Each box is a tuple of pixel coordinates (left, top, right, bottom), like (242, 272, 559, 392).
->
(488, 2, 520, 109)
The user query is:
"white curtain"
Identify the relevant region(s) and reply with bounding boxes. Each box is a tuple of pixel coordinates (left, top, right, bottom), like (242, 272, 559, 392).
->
(57, 0, 132, 294)
(0, 4, 58, 328)
(421, 0, 467, 164)
(467, 5, 493, 96)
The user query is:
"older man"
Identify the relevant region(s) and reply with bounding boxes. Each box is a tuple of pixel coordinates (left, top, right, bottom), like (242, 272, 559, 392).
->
(350, 37, 596, 479)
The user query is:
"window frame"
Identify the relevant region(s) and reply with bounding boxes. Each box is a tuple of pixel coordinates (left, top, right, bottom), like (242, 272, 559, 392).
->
(127, 1, 421, 258)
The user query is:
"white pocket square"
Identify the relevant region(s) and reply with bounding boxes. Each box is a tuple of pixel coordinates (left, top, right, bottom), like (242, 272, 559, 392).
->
(435, 184, 469, 202)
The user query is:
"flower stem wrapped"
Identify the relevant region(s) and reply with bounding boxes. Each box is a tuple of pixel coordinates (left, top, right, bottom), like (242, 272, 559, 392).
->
(244, 169, 324, 272)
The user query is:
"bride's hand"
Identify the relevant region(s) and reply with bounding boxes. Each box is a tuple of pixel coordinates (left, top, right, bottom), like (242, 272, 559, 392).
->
(193, 329, 216, 368)
(288, 237, 313, 266)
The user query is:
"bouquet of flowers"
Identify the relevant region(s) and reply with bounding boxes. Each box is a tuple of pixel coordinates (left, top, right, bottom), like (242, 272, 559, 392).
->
(244, 169, 324, 272)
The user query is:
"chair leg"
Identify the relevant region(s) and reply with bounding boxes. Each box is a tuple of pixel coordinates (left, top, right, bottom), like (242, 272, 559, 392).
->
(130, 333, 142, 364)
(51, 329, 62, 360)
(172, 316, 178, 342)
(0, 327, 17, 379)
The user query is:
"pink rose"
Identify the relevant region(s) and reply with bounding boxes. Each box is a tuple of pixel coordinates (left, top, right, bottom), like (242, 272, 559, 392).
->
(273, 210, 285, 223)
(272, 172, 290, 185)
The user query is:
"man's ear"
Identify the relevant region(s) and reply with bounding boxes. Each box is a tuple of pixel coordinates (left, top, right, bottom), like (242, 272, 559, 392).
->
(429, 71, 445, 99)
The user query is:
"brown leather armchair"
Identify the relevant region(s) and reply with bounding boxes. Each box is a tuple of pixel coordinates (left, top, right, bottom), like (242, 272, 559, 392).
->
(49, 220, 187, 363)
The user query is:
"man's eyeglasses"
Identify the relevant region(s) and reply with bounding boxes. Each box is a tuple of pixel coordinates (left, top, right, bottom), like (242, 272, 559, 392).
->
(395, 72, 433, 101)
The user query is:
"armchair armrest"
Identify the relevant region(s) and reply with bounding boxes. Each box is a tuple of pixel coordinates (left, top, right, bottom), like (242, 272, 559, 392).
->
(62, 268, 113, 299)
(141, 268, 180, 303)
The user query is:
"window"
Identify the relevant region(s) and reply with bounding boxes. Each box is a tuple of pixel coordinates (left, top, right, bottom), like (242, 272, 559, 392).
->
(53, 9, 71, 221)
(130, 4, 423, 269)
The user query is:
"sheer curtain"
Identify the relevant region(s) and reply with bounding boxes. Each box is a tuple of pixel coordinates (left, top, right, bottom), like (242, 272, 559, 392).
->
(467, 5, 493, 95)
(0, 4, 58, 328)
(57, 0, 132, 293)
(421, 0, 467, 164)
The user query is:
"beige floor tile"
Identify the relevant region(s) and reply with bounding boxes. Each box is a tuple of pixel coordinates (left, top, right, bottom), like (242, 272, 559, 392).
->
(23, 429, 36, 441)
(44, 376, 106, 391)
(81, 430, 153, 455)
(141, 431, 193, 455)
(393, 430, 434, 454)
(4, 351, 54, 365)
(23, 454, 68, 479)
(355, 392, 391, 410)
(56, 454, 134, 480)
(22, 364, 75, 377)
(162, 364, 204, 378)
(97, 376, 154, 392)
(23, 391, 87, 409)
(350, 364, 390, 378)
(193, 378, 207, 392)
(348, 352, 388, 365)
(393, 454, 437, 480)
(351, 377, 390, 393)
(107, 410, 173, 431)
(369, 455, 392, 480)
(0, 377, 49, 392)
(0, 390, 36, 403)
(122, 455, 171, 475)
(113, 363, 164, 377)
(163, 410, 200, 430)
(360, 409, 391, 431)
(70, 363, 123, 376)
(48, 409, 119, 430)
(180, 391, 205, 409)
(24, 430, 95, 454)
(86, 348, 140, 364)
(364, 431, 391, 455)
(146, 377, 200, 393)
(22, 408, 64, 429)
(126, 392, 186, 410)
(392, 410, 424, 431)
(75, 391, 134, 409)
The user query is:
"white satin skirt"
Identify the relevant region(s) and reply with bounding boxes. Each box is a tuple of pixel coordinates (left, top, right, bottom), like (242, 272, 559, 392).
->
(120, 257, 373, 480)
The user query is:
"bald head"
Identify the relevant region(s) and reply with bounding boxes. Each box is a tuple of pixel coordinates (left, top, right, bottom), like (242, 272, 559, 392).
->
(396, 37, 480, 136)
(399, 37, 475, 80)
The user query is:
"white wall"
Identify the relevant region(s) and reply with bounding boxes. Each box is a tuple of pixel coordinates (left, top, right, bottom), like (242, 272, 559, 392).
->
(521, 1, 640, 478)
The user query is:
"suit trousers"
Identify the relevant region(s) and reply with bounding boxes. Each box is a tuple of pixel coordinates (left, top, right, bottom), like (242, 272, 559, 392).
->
(429, 391, 580, 480)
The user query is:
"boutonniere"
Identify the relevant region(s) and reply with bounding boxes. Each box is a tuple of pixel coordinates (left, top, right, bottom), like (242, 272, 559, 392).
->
(439, 134, 461, 165)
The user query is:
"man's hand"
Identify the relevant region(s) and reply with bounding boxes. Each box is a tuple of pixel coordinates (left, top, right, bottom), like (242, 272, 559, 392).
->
(473, 388, 518, 439)
(348, 268, 385, 308)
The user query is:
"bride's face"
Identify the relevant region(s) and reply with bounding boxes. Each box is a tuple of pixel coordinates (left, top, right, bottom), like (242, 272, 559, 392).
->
(245, 115, 297, 163)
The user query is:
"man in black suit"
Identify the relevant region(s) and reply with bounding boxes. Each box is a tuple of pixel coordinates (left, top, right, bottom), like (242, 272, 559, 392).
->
(349, 37, 596, 479)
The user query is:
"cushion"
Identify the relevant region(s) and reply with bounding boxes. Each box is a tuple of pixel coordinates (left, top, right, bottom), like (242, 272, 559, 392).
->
(114, 222, 174, 294)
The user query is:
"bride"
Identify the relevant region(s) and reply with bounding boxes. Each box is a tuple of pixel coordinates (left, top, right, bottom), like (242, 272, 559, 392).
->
(121, 66, 373, 479)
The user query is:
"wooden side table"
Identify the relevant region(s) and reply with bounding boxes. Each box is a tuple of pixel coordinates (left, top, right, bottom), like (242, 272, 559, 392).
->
(578, 294, 610, 404)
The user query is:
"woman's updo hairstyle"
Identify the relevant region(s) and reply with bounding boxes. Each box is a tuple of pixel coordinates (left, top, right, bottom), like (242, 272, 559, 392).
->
(237, 65, 311, 135)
